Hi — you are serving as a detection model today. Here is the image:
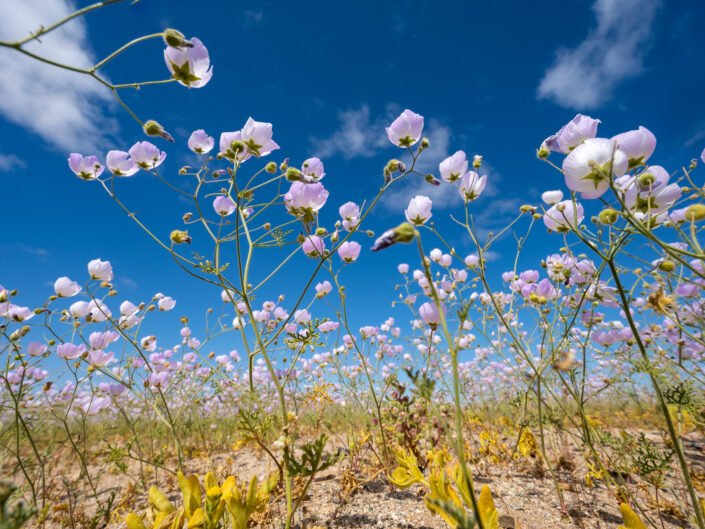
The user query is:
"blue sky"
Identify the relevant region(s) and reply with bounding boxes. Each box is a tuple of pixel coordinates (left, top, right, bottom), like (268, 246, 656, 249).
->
(1, 0, 705, 344)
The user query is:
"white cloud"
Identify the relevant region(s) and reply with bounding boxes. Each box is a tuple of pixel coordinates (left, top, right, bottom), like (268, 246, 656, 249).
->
(310, 104, 392, 159)
(0, 153, 26, 172)
(0, 0, 118, 152)
(537, 0, 661, 109)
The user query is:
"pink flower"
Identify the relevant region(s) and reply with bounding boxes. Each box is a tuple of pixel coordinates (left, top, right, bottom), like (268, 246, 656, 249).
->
(106, 150, 139, 177)
(54, 277, 81, 297)
(612, 126, 656, 167)
(302, 157, 325, 181)
(87, 259, 113, 281)
(339, 201, 360, 230)
(386, 109, 424, 147)
(128, 141, 166, 170)
(164, 37, 213, 88)
(315, 281, 332, 297)
(562, 138, 627, 199)
(302, 235, 326, 257)
(284, 181, 329, 218)
(338, 241, 361, 263)
(543, 114, 600, 154)
(405, 195, 432, 225)
(158, 296, 176, 311)
(439, 151, 468, 182)
(188, 129, 214, 153)
(241, 117, 280, 158)
(419, 302, 444, 327)
(458, 171, 487, 202)
(68, 153, 104, 180)
(213, 195, 236, 216)
(294, 309, 311, 324)
(543, 200, 584, 232)
(398, 263, 409, 274)
(57, 343, 86, 360)
(541, 190, 563, 205)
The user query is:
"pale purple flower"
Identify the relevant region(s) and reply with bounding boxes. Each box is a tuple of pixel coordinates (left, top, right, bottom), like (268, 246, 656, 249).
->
(458, 171, 487, 202)
(541, 190, 563, 205)
(27, 342, 47, 356)
(302, 235, 326, 257)
(419, 302, 444, 327)
(213, 195, 236, 216)
(89, 331, 119, 350)
(88, 349, 114, 367)
(302, 157, 325, 181)
(294, 309, 311, 324)
(69, 301, 89, 318)
(284, 181, 329, 217)
(439, 151, 468, 182)
(543, 114, 600, 154)
(87, 259, 113, 281)
(54, 277, 81, 297)
(219, 131, 247, 162)
(612, 126, 656, 167)
(562, 138, 627, 199)
(405, 195, 433, 225)
(544, 200, 584, 232)
(164, 37, 213, 88)
(128, 141, 166, 170)
(701, 147, 705, 164)
(105, 150, 139, 177)
(623, 167, 681, 217)
(398, 263, 409, 274)
(339, 201, 360, 230)
(68, 153, 104, 180)
(240, 117, 280, 158)
(188, 129, 214, 153)
(158, 296, 176, 311)
(315, 280, 332, 297)
(386, 109, 424, 147)
(319, 321, 339, 333)
(465, 255, 479, 267)
(338, 241, 361, 263)
(87, 300, 111, 322)
(57, 343, 86, 360)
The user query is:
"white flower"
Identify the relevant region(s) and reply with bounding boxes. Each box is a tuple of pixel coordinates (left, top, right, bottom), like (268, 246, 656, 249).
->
(543, 200, 584, 232)
(54, 277, 81, 297)
(158, 296, 176, 311)
(541, 190, 564, 205)
(458, 171, 487, 202)
(405, 195, 433, 225)
(439, 151, 468, 182)
(386, 109, 424, 147)
(87, 259, 113, 281)
(562, 138, 627, 199)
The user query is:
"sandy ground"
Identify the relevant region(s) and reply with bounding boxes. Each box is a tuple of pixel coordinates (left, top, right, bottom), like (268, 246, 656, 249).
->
(8, 432, 701, 529)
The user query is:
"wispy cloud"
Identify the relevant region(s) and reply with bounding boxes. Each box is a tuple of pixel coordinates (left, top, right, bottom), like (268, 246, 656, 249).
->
(0, 0, 118, 152)
(1, 243, 50, 260)
(0, 153, 27, 172)
(537, 0, 661, 109)
(310, 104, 393, 159)
(242, 9, 264, 27)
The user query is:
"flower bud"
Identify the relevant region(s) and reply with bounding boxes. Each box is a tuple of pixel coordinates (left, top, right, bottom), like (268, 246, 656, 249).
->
(183, 212, 193, 222)
(537, 146, 550, 159)
(279, 159, 289, 171)
(519, 205, 536, 213)
(170, 230, 192, 244)
(598, 208, 619, 225)
(315, 227, 327, 236)
(685, 204, 705, 222)
(658, 260, 676, 272)
(143, 120, 174, 142)
(473, 155, 483, 169)
(265, 161, 278, 174)
(424, 174, 440, 186)
(163, 28, 190, 48)
(286, 167, 303, 181)
(420, 137, 430, 150)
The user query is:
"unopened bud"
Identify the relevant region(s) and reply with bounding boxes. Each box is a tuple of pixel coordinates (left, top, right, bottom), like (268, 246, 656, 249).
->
(658, 260, 676, 272)
(170, 230, 192, 244)
(685, 204, 705, 222)
(537, 146, 550, 159)
(163, 28, 191, 48)
(286, 167, 303, 181)
(143, 120, 174, 142)
(183, 212, 193, 222)
(265, 161, 277, 174)
(598, 208, 619, 225)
